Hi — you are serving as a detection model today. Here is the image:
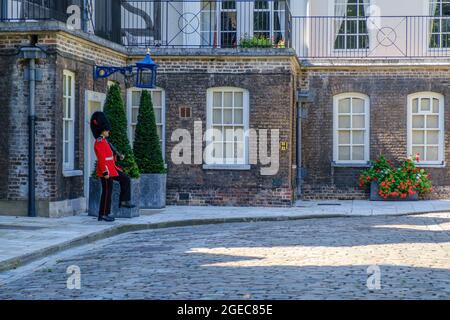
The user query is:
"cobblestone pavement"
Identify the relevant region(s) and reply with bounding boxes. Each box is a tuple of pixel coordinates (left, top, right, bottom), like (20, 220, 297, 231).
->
(1, 213, 450, 300)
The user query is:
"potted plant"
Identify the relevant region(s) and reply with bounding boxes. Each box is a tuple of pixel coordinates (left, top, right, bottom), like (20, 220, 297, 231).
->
(133, 90, 167, 209)
(359, 155, 432, 201)
(239, 35, 274, 48)
(89, 84, 141, 218)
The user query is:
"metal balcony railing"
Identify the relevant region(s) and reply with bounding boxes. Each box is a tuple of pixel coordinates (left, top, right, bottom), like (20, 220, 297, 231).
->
(292, 15, 450, 59)
(3, 1, 450, 59)
(0, 0, 292, 49)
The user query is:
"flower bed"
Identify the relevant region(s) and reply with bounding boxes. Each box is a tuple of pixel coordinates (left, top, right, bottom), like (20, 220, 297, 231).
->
(359, 156, 432, 201)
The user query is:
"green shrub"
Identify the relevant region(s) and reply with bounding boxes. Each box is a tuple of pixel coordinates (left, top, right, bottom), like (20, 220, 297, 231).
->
(133, 90, 166, 174)
(103, 84, 140, 179)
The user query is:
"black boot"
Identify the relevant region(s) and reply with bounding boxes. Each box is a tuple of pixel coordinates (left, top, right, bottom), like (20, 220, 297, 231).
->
(98, 215, 115, 222)
(120, 201, 136, 209)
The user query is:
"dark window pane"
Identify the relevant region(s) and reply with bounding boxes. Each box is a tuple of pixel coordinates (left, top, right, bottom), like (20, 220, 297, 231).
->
(222, 0, 236, 10)
(443, 18, 450, 32)
(358, 19, 368, 33)
(347, 4, 358, 17)
(359, 35, 369, 49)
(443, 3, 450, 16)
(443, 33, 450, 47)
(346, 20, 357, 33)
(255, 1, 269, 10)
(335, 35, 346, 49)
(347, 35, 357, 49)
(430, 34, 440, 48)
(254, 12, 270, 31)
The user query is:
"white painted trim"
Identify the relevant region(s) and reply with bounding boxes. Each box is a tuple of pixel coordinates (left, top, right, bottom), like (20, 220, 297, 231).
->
(63, 170, 83, 178)
(333, 92, 371, 165)
(205, 87, 250, 166)
(62, 70, 76, 173)
(407, 91, 445, 166)
(84, 90, 106, 209)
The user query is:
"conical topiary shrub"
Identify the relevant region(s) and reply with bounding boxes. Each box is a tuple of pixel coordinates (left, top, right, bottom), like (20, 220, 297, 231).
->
(133, 90, 166, 174)
(103, 84, 140, 179)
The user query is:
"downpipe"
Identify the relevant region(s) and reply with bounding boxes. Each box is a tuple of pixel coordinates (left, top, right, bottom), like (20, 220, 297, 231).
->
(28, 58, 36, 217)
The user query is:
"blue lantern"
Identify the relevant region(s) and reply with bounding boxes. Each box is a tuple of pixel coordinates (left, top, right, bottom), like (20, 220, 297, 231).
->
(135, 49, 159, 89)
(93, 49, 158, 89)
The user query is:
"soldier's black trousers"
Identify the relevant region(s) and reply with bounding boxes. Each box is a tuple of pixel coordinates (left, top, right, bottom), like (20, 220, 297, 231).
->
(99, 171, 131, 217)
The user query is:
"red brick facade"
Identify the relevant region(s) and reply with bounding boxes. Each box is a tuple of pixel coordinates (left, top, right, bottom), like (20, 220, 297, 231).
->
(300, 66, 450, 200)
(0, 25, 300, 215)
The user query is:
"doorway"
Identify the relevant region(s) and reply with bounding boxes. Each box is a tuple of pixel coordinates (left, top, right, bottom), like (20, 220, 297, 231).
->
(84, 91, 106, 208)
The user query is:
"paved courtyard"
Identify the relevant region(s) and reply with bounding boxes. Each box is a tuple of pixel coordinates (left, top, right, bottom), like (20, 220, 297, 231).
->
(0, 213, 450, 300)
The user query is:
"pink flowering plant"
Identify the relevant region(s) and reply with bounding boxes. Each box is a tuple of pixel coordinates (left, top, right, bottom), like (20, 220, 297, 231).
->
(359, 155, 432, 199)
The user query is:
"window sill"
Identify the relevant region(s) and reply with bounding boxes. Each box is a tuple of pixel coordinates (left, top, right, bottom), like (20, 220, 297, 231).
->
(332, 162, 370, 168)
(415, 162, 446, 168)
(203, 164, 251, 171)
(63, 170, 83, 178)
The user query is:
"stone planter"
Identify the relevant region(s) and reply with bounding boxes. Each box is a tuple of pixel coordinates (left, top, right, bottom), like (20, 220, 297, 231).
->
(139, 174, 167, 209)
(88, 177, 140, 218)
(370, 181, 419, 201)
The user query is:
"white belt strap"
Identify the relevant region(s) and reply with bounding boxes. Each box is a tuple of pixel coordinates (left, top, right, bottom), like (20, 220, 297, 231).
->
(105, 157, 114, 161)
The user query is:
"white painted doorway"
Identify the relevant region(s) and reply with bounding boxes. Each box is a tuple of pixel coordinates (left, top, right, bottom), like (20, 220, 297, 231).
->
(84, 90, 106, 208)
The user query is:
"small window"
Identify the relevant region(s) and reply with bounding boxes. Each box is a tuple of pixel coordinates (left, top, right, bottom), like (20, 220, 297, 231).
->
(127, 88, 166, 158)
(408, 92, 445, 165)
(63, 70, 76, 172)
(206, 87, 249, 166)
(333, 93, 370, 164)
(179, 107, 192, 119)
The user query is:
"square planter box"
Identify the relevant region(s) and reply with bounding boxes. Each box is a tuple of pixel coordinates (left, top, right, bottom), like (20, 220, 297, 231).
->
(370, 181, 419, 201)
(89, 177, 140, 218)
(139, 174, 167, 209)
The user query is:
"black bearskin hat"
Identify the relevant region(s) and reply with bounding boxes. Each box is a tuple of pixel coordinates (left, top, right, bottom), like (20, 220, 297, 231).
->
(90, 111, 112, 139)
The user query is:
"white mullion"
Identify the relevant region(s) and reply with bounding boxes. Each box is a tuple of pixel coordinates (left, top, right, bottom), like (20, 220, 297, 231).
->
(350, 97, 354, 161)
(232, 91, 236, 162)
(271, 2, 275, 40)
(221, 91, 225, 164)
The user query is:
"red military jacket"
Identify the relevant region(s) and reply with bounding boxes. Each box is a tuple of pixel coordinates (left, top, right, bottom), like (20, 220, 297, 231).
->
(94, 137, 120, 178)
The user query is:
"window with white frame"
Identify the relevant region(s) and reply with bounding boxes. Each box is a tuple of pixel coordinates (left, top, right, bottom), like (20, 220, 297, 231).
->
(219, 0, 237, 48)
(63, 70, 75, 172)
(430, 0, 450, 48)
(334, 0, 369, 50)
(127, 88, 165, 155)
(408, 93, 444, 165)
(200, 0, 218, 46)
(206, 88, 249, 166)
(254, 0, 287, 44)
(333, 93, 370, 164)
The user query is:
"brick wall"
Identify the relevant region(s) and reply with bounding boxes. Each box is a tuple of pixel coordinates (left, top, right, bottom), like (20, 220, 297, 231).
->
(157, 70, 296, 207)
(0, 54, 14, 199)
(0, 26, 300, 212)
(301, 66, 450, 200)
(0, 53, 58, 201)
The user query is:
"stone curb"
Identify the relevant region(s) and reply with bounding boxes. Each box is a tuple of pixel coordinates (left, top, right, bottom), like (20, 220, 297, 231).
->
(0, 210, 446, 273)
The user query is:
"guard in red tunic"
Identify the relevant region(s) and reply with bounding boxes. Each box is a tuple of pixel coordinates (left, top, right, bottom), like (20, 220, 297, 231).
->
(90, 112, 135, 222)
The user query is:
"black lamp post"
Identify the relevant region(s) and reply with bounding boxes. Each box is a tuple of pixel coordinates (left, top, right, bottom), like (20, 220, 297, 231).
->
(94, 49, 158, 89)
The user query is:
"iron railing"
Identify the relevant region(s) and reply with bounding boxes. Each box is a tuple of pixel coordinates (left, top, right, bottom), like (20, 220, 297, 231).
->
(0, 0, 84, 22)
(292, 15, 450, 59)
(0, 0, 292, 49)
(4, 1, 450, 59)
(121, 0, 292, 48)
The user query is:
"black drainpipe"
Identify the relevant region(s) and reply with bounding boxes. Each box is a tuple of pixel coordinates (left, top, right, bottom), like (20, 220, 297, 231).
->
(20, 38, 46, 217)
